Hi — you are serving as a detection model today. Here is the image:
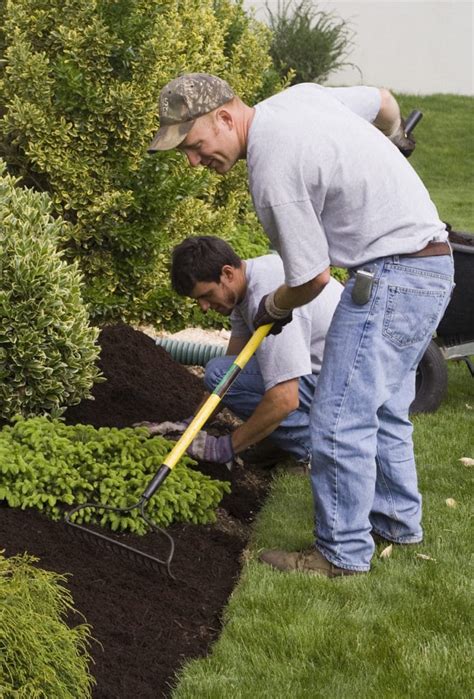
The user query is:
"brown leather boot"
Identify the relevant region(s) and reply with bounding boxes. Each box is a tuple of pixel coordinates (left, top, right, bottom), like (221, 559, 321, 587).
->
(258, 547, 367, 578)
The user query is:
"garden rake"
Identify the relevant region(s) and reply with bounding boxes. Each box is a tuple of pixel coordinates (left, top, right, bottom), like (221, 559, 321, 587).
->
(65, 323, 273, 577)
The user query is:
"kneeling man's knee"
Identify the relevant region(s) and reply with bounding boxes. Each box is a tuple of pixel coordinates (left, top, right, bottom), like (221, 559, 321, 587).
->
(204, 356, 230, 391)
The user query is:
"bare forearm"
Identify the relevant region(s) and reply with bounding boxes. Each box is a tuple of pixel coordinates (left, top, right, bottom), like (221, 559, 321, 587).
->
(230, 381, 299, 454)
(273, 268, 330, 311)
(231, 404, 284, 453)
(373, 87, 401, 137)
(372, 88, 416, 157)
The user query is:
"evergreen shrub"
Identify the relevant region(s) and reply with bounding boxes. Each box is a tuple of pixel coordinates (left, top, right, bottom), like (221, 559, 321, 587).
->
(0, 162, 101, 421)
(0, 416, 231, 531)
(0, 551, 95, 698)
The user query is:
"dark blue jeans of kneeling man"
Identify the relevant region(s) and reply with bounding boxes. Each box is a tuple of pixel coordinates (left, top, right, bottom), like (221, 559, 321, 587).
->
(204, 355, 316, 463)
(311, 253, 454, 572)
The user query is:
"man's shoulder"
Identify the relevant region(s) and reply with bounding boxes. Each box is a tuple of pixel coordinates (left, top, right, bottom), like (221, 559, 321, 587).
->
(240, 255, 284, 309)
(245, 254, 284, 283)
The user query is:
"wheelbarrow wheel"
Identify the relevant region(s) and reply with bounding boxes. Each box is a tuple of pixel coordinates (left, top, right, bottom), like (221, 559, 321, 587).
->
(410, 340, 448, 414)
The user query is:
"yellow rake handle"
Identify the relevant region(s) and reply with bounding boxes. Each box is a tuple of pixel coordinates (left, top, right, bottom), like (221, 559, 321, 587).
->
(164, 323, 272, 469)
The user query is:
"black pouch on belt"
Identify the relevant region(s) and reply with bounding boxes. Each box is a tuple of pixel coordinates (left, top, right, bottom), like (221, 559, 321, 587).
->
(352, 269, 375, 305)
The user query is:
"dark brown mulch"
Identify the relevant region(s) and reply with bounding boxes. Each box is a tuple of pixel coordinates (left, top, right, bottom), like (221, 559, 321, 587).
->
(63, 324, 206, 427)
(1, 324, 271, 698)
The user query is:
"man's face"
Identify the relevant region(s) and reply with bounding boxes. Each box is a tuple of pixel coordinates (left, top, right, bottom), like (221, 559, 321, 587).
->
(177, 111, 239, 174)
(190, 269, 240, 316)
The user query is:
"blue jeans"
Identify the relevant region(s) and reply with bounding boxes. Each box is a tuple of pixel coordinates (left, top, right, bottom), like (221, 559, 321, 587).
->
(311, 253, 454, 571)
(204, 356, 316, 462)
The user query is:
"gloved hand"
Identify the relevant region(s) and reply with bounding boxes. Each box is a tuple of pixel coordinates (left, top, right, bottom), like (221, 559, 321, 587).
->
(253, 291, 293, 336)
(136, 419, 234, 470)
(133, 418, 192, 436)
(389, 118, 416, 158)
(187, 431, 234, 470)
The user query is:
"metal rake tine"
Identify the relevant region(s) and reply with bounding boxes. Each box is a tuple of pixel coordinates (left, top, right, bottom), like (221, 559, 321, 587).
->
(65, 500, 175, 577)
(139, 500, 175, 577)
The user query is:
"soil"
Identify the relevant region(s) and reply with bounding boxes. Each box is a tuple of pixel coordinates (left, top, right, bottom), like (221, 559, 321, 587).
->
(63, 324, 207, 427)
(1, 324, 271, 698)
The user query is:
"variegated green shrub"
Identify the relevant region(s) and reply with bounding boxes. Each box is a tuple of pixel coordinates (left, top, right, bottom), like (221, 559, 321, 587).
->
(0, 162, 101, 421)
(0, 0, 280, 326)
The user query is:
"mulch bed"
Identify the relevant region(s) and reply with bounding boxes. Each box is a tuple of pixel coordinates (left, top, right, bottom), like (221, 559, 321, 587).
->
(1, 324, 271, 697)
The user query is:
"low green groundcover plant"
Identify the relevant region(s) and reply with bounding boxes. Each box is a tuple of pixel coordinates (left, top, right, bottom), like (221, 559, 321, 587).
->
(0, 417, 231, 532)
(0, 551, 95, 698)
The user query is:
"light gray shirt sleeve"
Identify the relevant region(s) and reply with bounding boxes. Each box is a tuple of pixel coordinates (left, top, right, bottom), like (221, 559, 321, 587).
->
(256, 200, 330, 286)
(229, 257, 343, 391)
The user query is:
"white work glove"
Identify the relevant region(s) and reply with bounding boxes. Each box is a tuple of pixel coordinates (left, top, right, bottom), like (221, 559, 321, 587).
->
(133, 418, 191, 436)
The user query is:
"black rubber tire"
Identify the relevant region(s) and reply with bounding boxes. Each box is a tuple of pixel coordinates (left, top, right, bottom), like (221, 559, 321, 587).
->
(410, 340, 448, 414)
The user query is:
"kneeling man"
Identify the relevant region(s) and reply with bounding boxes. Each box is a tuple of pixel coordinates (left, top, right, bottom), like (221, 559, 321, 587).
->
(149, 236, 342, 468)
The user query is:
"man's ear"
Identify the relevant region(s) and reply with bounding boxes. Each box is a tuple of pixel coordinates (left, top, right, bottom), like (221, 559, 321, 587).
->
(221, 264, 235, 281)
(216, 108, 233, 131)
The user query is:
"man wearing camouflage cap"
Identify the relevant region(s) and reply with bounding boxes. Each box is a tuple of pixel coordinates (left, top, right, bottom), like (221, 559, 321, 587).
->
(149, 74, 235, 154)
(148, 73, 454, 579)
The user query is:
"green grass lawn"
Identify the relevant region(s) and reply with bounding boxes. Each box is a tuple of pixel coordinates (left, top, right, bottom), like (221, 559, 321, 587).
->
(396, 93, 474, 230)
(172, 94, 473, 698)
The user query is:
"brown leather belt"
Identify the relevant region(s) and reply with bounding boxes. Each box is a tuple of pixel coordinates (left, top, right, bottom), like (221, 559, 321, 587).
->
(401, 241, 451, 258)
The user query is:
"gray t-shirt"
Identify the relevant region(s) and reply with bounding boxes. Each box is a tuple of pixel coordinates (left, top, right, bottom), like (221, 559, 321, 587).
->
(248, 84, 447, 286)
(230, 255, 343, 391)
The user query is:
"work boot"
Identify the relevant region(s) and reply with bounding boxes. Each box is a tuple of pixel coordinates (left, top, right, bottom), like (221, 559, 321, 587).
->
(259, 547, 367, 578)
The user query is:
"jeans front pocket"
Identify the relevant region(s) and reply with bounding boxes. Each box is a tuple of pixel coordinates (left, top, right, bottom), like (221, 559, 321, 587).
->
(383, 285, 447, 348)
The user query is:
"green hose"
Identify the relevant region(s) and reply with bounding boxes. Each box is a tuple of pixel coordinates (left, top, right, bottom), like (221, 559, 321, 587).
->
(155, 337, 225, 366)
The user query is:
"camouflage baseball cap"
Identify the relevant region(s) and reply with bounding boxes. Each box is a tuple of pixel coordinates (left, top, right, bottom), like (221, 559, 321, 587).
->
(148, 73, 234, 153)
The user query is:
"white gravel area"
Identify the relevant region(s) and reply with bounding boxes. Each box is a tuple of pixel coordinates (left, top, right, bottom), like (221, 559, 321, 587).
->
(138, 325, 231, 347)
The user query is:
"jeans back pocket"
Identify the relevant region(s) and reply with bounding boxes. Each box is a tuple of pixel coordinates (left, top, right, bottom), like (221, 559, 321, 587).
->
(383, 285, 447, 348)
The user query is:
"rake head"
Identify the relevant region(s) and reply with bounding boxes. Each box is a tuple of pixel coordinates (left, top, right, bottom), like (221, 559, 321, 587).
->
(65, 499, 175, 578)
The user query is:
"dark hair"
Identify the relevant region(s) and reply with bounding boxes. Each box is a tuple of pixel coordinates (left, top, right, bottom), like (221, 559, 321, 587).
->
(171, 236, 242, 296)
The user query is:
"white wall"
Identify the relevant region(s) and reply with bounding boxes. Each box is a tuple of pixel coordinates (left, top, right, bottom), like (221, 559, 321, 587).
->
(244, 0, 473, 95)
